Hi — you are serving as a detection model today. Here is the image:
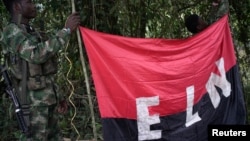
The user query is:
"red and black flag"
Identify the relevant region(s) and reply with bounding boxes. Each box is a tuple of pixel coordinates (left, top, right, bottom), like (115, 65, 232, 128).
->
(79, 15, 246, 141)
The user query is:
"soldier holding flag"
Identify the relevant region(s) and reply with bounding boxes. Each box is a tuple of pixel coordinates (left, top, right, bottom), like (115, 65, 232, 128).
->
(1, 0, 80, 140)
(184, 0, 229, 34)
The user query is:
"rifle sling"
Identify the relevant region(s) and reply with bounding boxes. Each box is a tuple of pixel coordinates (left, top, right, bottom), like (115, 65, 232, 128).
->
(20, 60, 30, 128)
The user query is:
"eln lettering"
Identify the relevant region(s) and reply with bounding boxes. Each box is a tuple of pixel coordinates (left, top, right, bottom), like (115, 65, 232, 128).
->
(136, 57, 231, 141)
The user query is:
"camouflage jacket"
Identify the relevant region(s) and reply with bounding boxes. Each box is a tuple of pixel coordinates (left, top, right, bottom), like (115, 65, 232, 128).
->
(207, 0, 229, 25)
(1, 23, 70, 106)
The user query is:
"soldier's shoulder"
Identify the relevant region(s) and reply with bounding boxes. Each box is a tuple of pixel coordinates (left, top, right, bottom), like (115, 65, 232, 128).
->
(3, 23, 18, 29)
(2, 23, 21, 33)
(2, 23, 25, 41)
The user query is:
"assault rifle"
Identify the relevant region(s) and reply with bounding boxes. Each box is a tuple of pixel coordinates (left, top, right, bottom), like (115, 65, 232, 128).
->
(0, 65, 29, 134)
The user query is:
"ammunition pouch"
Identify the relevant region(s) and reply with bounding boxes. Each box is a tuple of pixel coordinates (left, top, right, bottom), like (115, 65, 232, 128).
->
(8, 54, 23, 80)
(7, 54, 58, 91)
(42, 56, 58, 75)
(27, 76, 46, 90)
(28, 63, 42, 77)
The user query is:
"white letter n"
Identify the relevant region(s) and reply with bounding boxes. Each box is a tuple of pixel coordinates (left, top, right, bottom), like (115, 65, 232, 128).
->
(136, 96, 161, 141)
(206, 57, 231, 108)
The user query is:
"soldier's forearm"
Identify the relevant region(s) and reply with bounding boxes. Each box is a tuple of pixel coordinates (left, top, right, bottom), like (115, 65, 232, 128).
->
(208, 0, 229, 25)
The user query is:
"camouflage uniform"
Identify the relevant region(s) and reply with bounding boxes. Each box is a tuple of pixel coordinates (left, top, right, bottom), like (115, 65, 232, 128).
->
(207, 0, 229, 25)
(1, 23, 70, 140)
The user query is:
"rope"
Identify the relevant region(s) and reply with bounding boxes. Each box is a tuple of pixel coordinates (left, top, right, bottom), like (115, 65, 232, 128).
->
(63, 1, 81, 140)
(64, 37, 81, 140)
(71, 0, 97, 140)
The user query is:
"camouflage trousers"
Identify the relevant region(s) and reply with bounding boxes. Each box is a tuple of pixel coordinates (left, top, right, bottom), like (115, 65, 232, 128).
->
(19, 104, 63, 141)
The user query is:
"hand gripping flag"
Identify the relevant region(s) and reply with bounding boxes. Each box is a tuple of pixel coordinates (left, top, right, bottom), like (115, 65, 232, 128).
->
(79, 15, 246, 141)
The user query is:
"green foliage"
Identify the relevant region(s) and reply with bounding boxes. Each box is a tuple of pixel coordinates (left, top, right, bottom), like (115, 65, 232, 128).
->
(0, 0, 249, 140)
(0, 94, 22, 140)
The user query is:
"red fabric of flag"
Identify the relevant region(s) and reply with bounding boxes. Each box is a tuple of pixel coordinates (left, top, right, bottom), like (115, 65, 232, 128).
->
(79, 15, 236, 119)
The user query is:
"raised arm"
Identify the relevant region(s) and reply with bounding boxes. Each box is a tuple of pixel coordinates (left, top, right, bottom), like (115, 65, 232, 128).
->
(2, 12, 80, 64)
(207, 0, 229, 25)
(3, 24, 69, 64)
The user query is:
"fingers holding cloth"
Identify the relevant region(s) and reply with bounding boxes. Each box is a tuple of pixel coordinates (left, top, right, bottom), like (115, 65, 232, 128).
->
(64, 12, 81, 33)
